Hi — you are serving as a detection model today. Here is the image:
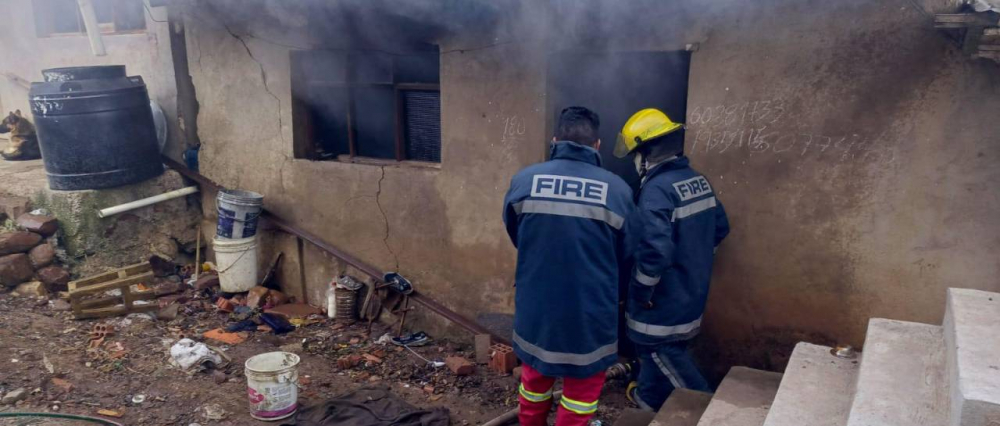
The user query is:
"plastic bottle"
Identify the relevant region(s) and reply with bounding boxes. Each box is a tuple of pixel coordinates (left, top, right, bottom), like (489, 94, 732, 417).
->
(326, 281, 337, 319)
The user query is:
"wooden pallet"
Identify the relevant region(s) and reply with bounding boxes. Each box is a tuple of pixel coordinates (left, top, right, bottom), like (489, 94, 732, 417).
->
(68, 262, 159, 319)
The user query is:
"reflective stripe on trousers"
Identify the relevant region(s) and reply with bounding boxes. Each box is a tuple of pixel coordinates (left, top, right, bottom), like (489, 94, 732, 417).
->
(518, 383, 553, 403)
(560, 395, 599, 415)
(627, 315, 702, 338)
(513, 332, 617, 366)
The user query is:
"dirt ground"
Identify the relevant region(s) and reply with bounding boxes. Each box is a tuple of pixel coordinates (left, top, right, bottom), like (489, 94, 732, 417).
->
(0, 288, 633, 425)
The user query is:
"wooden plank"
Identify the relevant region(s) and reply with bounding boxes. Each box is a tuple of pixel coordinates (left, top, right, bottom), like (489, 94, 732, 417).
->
(77, 291, 156, 310)
(69, 272, 154, 297)
(76, 302, 159, 319)
(69, 262, 151, 291)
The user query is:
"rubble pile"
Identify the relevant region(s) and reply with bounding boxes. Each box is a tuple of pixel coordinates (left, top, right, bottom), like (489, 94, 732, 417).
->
(0, 212, 70, 297)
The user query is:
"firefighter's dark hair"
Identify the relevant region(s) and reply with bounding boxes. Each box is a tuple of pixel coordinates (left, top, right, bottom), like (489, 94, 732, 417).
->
(555, 106, 601, 146)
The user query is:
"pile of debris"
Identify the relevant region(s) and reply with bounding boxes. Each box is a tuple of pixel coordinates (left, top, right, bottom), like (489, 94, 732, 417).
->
(0, 211, 70, 297)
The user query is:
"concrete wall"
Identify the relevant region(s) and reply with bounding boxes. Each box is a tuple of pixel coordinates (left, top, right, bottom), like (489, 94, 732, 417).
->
(0, 0, 181, 158)
(183, 1, 547, 337)
(687, 0, 1000, 370)
(183, 0, 1000, 374)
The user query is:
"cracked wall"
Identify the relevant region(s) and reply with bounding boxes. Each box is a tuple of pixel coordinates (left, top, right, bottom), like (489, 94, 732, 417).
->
(184, 1, 545, 338)
(0, 1, 181, 160)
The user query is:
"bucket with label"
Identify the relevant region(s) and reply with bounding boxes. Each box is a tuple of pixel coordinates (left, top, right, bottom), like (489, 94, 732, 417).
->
(213, 236, 258, 292)
(245, 351, 300, 421)
(216, 189, 263, 239)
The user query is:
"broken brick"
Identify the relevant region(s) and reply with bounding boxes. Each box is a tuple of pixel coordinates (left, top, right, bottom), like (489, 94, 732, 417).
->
(50, 377, 73, 393)
(194, 274, 220, 290)
(246, 286, 270, 308)
(16, 214, 58, 237)
(363, 354, 383, 364)
(203, 328, 247, 345)
(215, 298, 234, 313)
(337, 355, 362, 369)
(0, 232, 41, 256)
(299, 376, 311, 386)
(445, 357, 475, 376)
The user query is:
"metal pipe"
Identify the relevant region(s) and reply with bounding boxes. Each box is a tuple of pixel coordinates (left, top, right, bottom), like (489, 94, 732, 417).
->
(98, 186, 199, 218)
(77, 0, 107, 56)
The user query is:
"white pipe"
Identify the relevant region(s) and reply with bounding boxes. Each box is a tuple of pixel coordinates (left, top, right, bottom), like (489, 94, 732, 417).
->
(77, 0, 107, 56)
(98, 186, 199, 218)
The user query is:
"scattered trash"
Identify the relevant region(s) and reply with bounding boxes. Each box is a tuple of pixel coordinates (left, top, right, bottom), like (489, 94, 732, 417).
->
(259, 313, 295, 334)
(97, 408, 123, 418)
(131, 394, 146, 404)
(402, 345, 445, 368)
(375, 333, 394, 345)
(169, 338, 223, 370)
(50, 377, 73, 393)
(337, 355, 363, 369)
(226, 319, 259, 332)
(363, 353, 383, 364)
(203, 328, 247, 345)
(290, 387, 449, 425)
(42, 354, 54, 374)
(199, 403, 228, 421)
(392, 331, 430, 347)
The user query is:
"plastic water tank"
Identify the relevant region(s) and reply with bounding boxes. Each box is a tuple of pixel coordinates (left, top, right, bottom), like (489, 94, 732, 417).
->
(29, 66, 163, 190)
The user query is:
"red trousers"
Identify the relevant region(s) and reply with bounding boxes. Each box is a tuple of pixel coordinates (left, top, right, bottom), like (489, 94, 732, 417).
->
(518, 363, 606, 426)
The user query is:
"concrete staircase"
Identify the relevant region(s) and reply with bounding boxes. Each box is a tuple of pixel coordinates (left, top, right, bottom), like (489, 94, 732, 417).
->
(634, 288, 1000, 426)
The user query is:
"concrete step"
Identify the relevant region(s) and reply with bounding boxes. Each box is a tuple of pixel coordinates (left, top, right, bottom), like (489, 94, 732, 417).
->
(763, 342, 859, 426)
(944, 288, 1000, 426)
(650, 388, 713, 426)
(846, 319, 949, 426)
(696, 367, 783, 426)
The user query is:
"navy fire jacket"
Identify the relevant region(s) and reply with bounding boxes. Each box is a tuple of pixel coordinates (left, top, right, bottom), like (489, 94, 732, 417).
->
(503, 141, 634, 378)
(626, 156, 729, 346)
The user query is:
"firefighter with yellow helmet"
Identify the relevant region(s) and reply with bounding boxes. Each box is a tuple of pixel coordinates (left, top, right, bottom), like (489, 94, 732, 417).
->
(617, 108, 730, 411)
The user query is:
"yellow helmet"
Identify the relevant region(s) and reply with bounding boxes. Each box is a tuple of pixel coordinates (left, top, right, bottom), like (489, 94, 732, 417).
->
(614, 108, 684, 158)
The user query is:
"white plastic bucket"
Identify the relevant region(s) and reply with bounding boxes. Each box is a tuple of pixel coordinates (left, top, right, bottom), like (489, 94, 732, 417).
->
(214, 236, 258, 292)
(216, 189, 264, 239)
(245, 351, 300, 421)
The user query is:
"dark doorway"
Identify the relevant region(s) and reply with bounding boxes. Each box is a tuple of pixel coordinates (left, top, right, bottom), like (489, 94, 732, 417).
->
(548, 51, 691, 191)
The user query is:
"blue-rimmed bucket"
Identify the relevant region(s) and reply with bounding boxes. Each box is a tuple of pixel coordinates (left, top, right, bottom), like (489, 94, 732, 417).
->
(216, 189, 263, 239)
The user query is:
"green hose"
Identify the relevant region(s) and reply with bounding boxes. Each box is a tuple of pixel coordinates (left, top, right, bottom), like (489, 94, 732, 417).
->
(0, 412, 124, 426)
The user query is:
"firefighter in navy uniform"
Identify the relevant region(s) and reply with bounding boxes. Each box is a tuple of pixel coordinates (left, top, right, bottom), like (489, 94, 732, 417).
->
(615, 109, 730, 411)
(502, 107, 634, 426)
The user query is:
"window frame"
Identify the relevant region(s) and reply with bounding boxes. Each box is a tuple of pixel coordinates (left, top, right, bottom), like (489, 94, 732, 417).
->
(33, 0, 147, 38)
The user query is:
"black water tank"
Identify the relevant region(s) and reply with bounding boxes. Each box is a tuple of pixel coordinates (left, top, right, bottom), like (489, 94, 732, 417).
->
(29, 66, 163, 190)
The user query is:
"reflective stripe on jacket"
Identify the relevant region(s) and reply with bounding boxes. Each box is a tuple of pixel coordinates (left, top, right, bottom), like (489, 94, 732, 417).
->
(626, 156, 729, 345)
(503, 141, 635, 378)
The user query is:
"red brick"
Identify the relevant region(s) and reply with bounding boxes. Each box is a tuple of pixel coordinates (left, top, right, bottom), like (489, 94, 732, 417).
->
(0, 231, 41, 256)
(445, 356, 475, 376)
(246, 286, 270, 308)
(16, 214, 58, 237)
(489, 344, 517, 374)
(0, 254, 34, 287)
